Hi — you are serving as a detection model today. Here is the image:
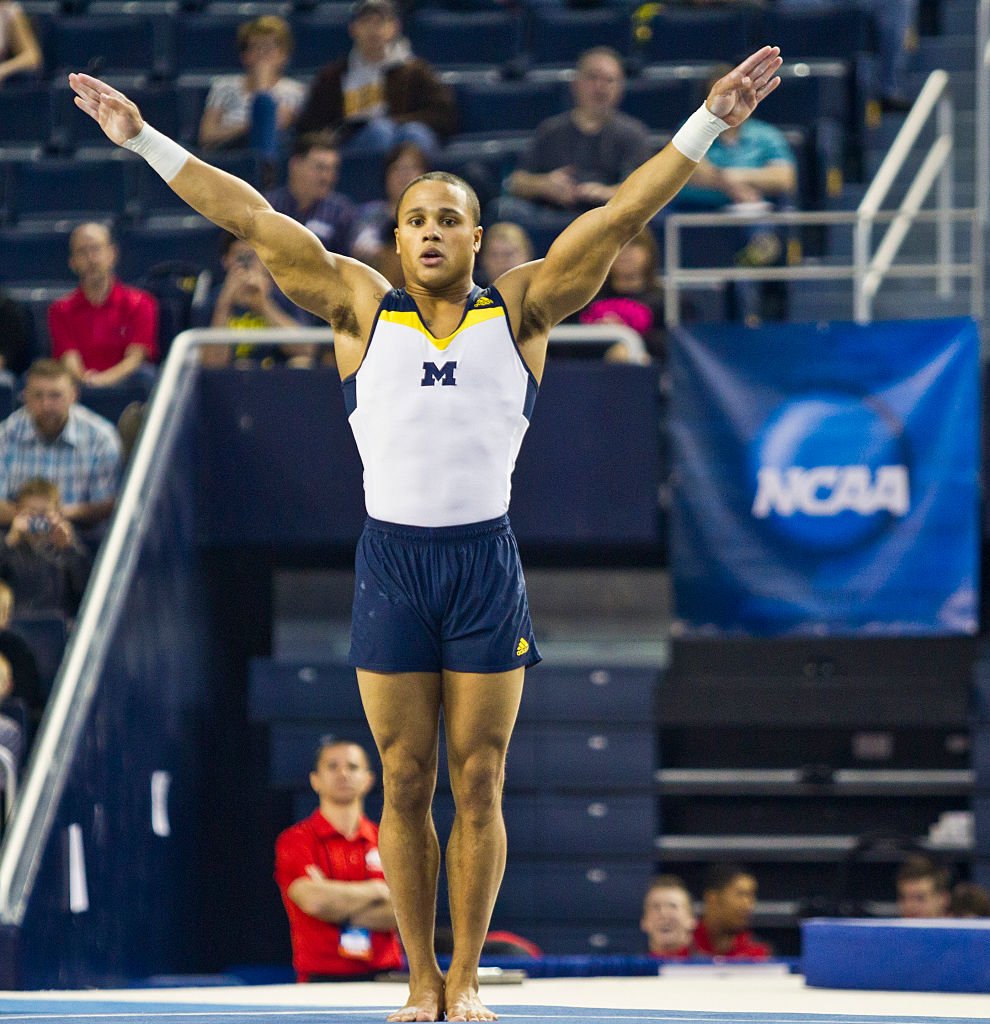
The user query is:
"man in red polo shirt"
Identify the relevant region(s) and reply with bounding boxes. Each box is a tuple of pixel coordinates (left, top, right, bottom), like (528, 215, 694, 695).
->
(641, 874, 697, 959)
(692, 863, 771, 960)
(275, 737, 402, 982)
(48, 222, 159, 390)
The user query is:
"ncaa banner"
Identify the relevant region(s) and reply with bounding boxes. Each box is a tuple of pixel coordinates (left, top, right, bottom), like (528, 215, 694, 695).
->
(669, 318, 980, 636)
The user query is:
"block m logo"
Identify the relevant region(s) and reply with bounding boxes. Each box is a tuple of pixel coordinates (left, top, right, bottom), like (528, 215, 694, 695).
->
(421, 361, 458, 386)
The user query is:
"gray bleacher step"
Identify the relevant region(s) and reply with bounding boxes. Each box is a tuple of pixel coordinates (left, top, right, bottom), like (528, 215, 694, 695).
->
(656, 768, 974, 796)
(656, 834, 973, 861)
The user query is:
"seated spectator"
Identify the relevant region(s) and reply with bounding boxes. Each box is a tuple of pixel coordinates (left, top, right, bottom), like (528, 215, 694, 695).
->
(0, 0, 42, 85)
(48, 223, 159, 395)
(896, 854, 951, 918)
(641, 874, 697, 959)
(693, 863, 771, 959)
(577, 229, 671, 363)
(352, 141, 431, 287)
(274, 737, 401, 982)
(0, 478, 92, 617)
(0, 654, 24, 793)
(198, 15, 306, 157)
(195, 233, 316, 369)
(0, 579, 44, 722)
(267, 131, 358, 256)
(0, 359, 122, 529)
(0, 288, 32, 377)
(295, 0, 456, 157)
(497, 48, 652, 225)
(948, 881, 990, 918)
(477, 222, 534, 287)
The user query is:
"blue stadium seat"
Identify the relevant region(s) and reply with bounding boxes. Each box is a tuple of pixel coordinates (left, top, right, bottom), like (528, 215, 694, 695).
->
(453, 78, 566, 135)
(757, 6, 870, 61)
(0, 227, 76, 285)
(504, 727, 655, 790)
(337, 149, 389, 205)
(135, 151, 259, 220)
(171, 16, 243, 76)
(757, 71, 848, 128)
(501, 794, 656, 856)
(176, 80, 211, 146)
(52, 83, 181, 150)
(524, 924, 646, 955)
(10, 614, 68, 698)
(5, 157, 132, 224)
(517, 667, 657, 725)
(620, 77, 695, 132)
(526, 9, 631, 65)
(408, 10, 524, 68)
(48, 17, 158, 78)
(0, 85, 53, 147)
(270, 722, 379, 788)
(79, 381, 155, 424)
(635, 8, 752, 63)
(117, 222, 223, 281)
(0, 375, 13, 421)
(248, 660, 365, 722)
(290, 10, 355, 75)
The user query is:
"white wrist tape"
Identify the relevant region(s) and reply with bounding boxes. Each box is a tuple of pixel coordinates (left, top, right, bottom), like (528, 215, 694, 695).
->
(671, 104, 729, 163)
(122, 123, 189, 182)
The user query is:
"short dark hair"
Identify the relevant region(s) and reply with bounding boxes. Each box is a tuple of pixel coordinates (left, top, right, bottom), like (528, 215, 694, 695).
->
(311, 735, 370, 772)
(948, 881, 990, 917)
(702, 863, 752, 895)
(397, 172, 482, 227)
(292, 130, 340, 160)
(896, 854, 951, 892)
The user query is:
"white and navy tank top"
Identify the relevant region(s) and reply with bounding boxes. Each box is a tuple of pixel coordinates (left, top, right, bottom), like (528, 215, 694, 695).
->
(342, 285, 539, 527)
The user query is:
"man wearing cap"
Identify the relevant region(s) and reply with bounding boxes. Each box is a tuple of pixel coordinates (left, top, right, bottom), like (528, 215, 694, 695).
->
(295, 0, 456, 156)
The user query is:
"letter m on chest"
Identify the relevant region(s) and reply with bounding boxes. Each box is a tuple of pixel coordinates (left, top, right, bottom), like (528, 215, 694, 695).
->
(421, 361, 458, 386)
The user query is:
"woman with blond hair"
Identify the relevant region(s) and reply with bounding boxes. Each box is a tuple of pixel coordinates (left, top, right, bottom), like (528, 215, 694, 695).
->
(0, 0, 42, 85)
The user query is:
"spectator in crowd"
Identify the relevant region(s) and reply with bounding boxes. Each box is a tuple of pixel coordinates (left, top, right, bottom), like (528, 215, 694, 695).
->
(0, 287, 33, 376)
(693, 863, 771, 959)
(0, 0, 42, 85)
(198, 15, 306, 155)
(477, 222, 534, 287)
(577, 228, 672, 363)
(267, 131, 358, 256)
(896, 854, 951, 918)
(0, 478, 91, 617)
(948, 881, 990, 918)
(274, 737, 401, 982)
(498, 47, 652, 225)
(641, 874, 697, 959)
(0, 359, 121, 529)
(0, 653, 24, 790)
(351, 141, 431, 287)
(0, 579, 44, 723)
(294, 0, 457, 157)
(194, 233, 316, 369)
(48, 222, 159, 393)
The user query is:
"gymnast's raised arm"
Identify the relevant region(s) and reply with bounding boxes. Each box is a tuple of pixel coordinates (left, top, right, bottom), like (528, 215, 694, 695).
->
(68, 73, 388, 367)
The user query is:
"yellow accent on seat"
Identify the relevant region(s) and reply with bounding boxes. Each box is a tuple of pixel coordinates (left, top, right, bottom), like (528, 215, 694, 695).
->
(379, 306, 505, 351)
(516, 637, 530, 657)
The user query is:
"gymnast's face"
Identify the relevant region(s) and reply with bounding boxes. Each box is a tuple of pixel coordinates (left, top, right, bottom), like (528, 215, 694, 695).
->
(395, 180, 482, 292)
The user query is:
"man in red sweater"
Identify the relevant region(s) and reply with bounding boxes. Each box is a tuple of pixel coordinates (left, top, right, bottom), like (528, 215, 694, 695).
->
(275, 737, 402, 982)
(692, 863, 771, 959)
(48, 222, 159, 391)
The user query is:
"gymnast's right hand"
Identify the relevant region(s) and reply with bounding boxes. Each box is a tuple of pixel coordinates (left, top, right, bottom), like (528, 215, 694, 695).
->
(68, 72, 144, 146)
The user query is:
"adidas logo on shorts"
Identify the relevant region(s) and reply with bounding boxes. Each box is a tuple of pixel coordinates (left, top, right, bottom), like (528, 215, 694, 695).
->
(516, 637, 529, 657)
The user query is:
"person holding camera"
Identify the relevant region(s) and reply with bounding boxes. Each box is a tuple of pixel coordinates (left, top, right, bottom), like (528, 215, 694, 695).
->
(0, 478, 92, 617)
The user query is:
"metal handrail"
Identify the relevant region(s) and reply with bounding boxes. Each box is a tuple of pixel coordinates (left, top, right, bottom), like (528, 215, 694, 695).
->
(0, 748, 16, 823)
(663, 69, 981, 327)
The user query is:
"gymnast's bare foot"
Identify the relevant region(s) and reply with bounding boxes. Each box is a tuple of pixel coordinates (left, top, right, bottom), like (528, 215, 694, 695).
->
(444, 979, 498, 1022)
(386, 977, 445, 1022)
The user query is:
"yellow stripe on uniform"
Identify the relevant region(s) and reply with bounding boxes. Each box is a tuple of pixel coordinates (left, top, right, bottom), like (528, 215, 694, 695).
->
(379, 306, 506, 351)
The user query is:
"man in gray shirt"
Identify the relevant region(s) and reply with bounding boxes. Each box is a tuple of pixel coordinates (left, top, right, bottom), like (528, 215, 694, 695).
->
(499, 47, 653, 221)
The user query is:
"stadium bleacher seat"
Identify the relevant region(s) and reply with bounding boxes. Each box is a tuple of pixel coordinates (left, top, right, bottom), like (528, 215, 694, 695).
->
(517, 666, 657, 725)
(408, 10, 524, 68)
(757, 5, 870, 62)
(526, 8, 631, 66)
(171, 16, 243, 76)
(452, 78, 566, 136)
(52, 83, 181, 151)
(48, 16, 159, 79)
(78, 380, 155, 424)
(118, 221, 223, 281)
(248, 660, 365, 723)
(5, 156, 132, 224)
(289, 9, 357, 76)
(0, 85, 53, 149)
(524, 924, 645, 955)
(0, 227, 76, 285)
(10, 613, 68, 698)
(620, 76, 695, 132)
(0, 375, 13, 421)
(635, 8, 752, 64)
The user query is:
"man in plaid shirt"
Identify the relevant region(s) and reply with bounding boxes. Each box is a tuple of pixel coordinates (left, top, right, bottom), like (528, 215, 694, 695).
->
(0, 360, 121, 528)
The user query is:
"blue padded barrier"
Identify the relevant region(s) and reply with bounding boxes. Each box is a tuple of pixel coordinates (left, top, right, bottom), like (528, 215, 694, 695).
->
(517, 666, 657, 724)
(635, 9, 751, 64)
(526, 9, 631, 65)
(409, 10, 524, 68)
(802, 918, 990, 992)
(248, 660, 364, 722)
(269, 724, 654, 792)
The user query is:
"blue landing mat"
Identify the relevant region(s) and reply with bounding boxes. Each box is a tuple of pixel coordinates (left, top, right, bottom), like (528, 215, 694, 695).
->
(2, 1005, 990, 1024)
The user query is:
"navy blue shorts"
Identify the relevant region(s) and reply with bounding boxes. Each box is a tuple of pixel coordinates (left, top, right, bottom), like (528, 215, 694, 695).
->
(348, 515, 542, 674)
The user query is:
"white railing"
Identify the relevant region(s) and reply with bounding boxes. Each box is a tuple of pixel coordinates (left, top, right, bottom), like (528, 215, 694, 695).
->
(663, 70, 983, 328)
(0, 748, 16, 824)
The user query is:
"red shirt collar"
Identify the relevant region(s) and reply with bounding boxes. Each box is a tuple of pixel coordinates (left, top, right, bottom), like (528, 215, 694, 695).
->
(306, 808, 377, 843)
(692, 920, 768, 958)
